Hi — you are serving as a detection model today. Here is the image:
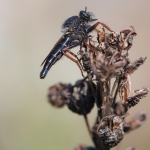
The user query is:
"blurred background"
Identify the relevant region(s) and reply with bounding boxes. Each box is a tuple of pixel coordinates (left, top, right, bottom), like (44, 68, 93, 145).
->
(0, 0, 150, 149)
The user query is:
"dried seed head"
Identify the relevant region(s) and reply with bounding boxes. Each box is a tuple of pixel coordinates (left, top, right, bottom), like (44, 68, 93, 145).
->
(119, 74, 149, 108)
(127, 87, 149, 108)
(80, 51, 91, 73)
(125, 57, 147, 74)
(62, 80, 95, 115)
(47, 83, 68, 107)
(119, 74, 131, 106)
(113, 116, 124, 128)
(97, 115, 124, 148)
(124, 112, 147, 133)
(81, 25, 138, 81)
(118, 26, 137, 57)
(90, 50, 129, 81)
(107, 32, 119, 45)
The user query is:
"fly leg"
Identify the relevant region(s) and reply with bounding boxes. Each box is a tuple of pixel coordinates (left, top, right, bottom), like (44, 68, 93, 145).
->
(66, 50, 84, 70)
(89, 22, 114, 33)
(62, 48, 85, 77)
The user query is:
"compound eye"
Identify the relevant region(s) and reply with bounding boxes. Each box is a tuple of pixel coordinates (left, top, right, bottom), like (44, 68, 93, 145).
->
(80, 10, 90, 20)
(83, 11, 88, 17)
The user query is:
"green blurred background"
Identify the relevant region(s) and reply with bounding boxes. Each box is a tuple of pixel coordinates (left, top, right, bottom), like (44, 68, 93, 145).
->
(0, 0, 150, 149)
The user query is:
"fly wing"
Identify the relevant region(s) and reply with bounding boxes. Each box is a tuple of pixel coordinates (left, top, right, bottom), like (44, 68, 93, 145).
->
(40, 54, 50, 66)
(40, 31, 67, 66)
(40, 21, 75, 66)
(62, 16, 79, 30)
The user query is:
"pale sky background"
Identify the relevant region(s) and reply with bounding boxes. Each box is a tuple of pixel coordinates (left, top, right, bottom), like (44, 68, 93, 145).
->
(0, 0, 150, 150)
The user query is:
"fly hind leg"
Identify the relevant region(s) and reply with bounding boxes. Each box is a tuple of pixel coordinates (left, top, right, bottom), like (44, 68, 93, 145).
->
(62, 48, 85, 77)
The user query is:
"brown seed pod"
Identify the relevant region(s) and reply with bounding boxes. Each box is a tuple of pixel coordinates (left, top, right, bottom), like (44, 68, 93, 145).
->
(125, 57, 147, 74)
(90, 50, 129, 81)
(107, 32, 119, 45)
(119, 26, 137, 53)
(62, 80, 95, 115)
(80, 51, 91, 73)
(119, 74, 131, 106)
(124, 112, 146, 133)
(97, 115, 124, 148)
(127, 87, 149, 108)
(47, 83, 68, 107)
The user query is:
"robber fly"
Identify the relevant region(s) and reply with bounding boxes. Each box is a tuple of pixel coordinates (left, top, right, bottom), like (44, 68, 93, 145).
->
(40, 7, 102, 79)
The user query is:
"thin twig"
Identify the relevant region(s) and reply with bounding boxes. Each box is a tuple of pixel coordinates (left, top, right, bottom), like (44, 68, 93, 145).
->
(83, 114, 93, 138)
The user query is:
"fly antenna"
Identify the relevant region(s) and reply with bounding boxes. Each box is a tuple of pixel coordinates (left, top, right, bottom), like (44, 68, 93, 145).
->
(85, 7, 87, 12)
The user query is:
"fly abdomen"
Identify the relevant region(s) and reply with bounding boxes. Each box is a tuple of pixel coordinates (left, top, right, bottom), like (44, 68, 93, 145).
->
(40, 36, 71, 79)
(40, 60, 53, 79)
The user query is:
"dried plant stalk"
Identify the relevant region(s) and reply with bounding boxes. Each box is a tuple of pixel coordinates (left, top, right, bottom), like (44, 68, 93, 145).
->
(46, 23, 149, 150)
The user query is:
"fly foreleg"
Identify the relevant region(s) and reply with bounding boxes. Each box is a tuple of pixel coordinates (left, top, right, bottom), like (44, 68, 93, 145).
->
(88, 22, 114, 33)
